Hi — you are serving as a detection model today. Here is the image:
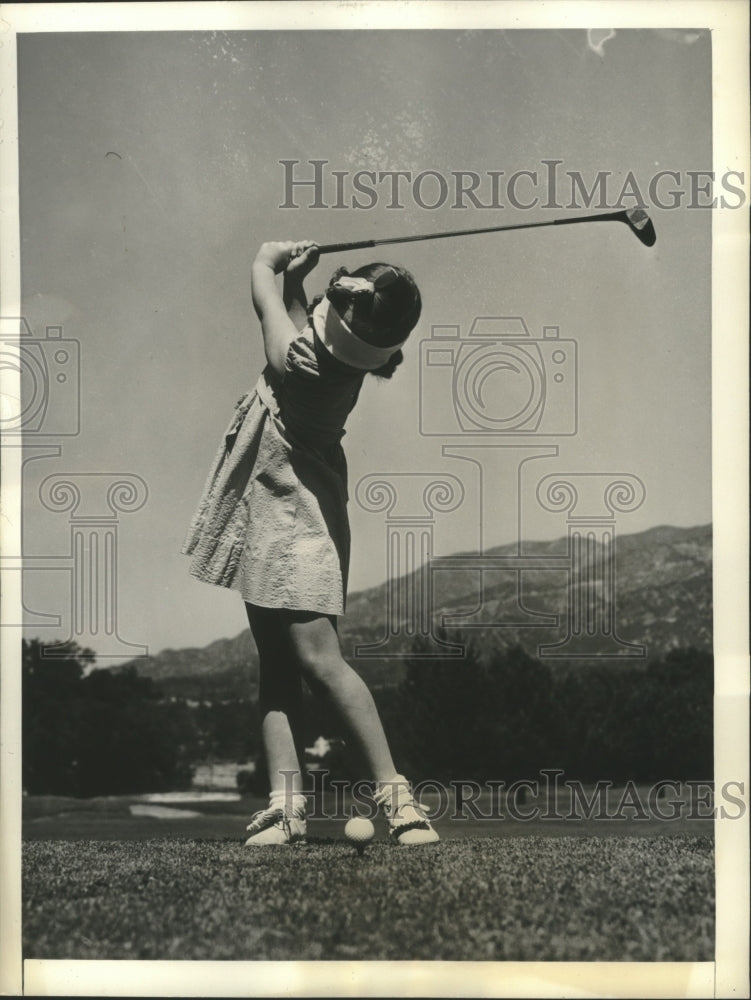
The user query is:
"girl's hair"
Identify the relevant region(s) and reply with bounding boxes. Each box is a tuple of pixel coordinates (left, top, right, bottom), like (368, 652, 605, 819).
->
(309, 293, 405, 377)
(314, 262, 421, 379)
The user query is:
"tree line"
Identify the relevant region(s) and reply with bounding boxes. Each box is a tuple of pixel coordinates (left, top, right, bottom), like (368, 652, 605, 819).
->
(377, 637, 713, 784)
(21, 636, 712, 796)
(22, 639, 259, 796)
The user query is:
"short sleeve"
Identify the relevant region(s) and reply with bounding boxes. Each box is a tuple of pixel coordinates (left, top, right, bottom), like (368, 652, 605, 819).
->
(284, 331, 321, 381)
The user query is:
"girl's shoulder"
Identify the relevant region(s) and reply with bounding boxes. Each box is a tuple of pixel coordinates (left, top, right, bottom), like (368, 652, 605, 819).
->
(285, 324, 365, 384)
(285, 325, 319, 380)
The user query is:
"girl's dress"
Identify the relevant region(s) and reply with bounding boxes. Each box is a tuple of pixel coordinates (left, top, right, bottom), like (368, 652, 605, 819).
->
(181, 323, 365, 616)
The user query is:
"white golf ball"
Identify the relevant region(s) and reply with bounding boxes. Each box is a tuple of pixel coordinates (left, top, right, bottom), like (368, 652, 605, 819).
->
(344, 816, 375, 843)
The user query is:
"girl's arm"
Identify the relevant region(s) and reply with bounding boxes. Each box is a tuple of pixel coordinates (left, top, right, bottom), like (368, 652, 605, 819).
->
(251, 241, 319, 376)
(283, 274, 308, 332)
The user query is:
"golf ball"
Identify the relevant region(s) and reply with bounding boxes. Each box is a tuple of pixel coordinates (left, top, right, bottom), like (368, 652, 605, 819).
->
(344, 817, 375, 843)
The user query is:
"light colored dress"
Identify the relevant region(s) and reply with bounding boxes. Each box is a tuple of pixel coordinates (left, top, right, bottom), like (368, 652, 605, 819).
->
(182, 324, 365, 616)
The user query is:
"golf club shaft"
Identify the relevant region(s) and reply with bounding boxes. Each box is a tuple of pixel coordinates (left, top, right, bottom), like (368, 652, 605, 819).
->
(316, 210, 630, 254)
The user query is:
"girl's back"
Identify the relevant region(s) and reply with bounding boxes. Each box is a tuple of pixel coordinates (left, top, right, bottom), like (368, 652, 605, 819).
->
(273, 327, 364, 452)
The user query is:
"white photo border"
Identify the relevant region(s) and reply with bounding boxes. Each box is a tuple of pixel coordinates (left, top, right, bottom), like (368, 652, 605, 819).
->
(1, 2, 748, 997)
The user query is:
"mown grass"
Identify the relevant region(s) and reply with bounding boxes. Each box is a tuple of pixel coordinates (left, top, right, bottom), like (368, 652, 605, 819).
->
(23, 836, 713, 962)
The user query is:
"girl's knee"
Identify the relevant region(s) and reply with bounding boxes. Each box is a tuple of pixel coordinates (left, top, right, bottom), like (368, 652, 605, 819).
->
(288, 616, 342, 675)
(249, 607, 348, 690)
(293, 635, 355, 693)
(296, 648, 349, 690)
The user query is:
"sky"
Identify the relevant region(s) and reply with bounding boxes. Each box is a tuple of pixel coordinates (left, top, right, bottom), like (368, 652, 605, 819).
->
(15, 26, 715, 659)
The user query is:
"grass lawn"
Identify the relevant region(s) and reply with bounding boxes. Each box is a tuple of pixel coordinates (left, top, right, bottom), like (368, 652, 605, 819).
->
(23, 835, 714, 962)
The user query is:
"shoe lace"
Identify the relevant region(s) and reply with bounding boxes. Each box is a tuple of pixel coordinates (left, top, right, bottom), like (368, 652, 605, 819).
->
(374, 781, 431, 834)
(245, 806, 291, 838)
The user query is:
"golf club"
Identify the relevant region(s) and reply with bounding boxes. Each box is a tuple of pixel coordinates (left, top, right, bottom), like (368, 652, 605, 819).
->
(316, 208, 656, 254)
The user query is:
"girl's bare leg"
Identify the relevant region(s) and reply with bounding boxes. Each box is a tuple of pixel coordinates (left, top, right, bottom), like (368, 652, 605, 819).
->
(245, 604, 305, 797)
(283, 611, 398, 783)
(246, 605, 437, 846)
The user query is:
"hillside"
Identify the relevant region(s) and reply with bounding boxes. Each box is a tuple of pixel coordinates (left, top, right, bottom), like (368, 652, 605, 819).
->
(122, 523, 712, 700)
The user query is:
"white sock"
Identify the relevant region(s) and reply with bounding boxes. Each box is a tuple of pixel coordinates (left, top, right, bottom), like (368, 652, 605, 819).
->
(269, 790, 307, 818)
(377, 774, 408, 792)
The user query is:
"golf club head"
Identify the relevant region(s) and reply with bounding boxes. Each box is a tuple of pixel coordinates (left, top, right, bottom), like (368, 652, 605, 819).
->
(624, 209, 657, 247)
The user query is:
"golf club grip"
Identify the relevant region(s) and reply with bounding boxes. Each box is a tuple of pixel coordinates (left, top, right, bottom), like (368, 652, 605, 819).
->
(316, 239, 377, 254)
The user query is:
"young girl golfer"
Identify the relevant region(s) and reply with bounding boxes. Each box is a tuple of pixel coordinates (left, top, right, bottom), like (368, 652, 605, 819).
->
(182, 239, 438, 847)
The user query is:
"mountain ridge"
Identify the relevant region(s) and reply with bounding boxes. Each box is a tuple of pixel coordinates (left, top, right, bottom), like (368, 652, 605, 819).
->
(120, 523, 712, 699)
